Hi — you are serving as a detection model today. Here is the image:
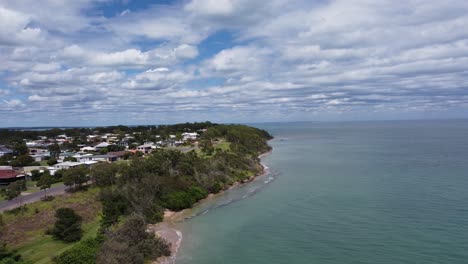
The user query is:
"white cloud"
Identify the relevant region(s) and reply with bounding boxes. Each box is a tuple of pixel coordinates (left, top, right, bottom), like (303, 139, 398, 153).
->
(1, 0, 468, 125)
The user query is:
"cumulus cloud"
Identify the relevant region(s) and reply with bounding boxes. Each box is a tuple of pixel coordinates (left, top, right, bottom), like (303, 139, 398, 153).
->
(1, 0, 468, 126)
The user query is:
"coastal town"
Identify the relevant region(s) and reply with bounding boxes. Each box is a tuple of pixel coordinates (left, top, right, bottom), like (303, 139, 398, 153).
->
(0, 123, 272, 264)
(0, 127, 203, 189)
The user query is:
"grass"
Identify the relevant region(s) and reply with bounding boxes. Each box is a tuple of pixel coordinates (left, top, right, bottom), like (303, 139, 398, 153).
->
(214, 141, 231, 152)
(39, 161, 50, 166)
(15, 216, 100, 264)
(2, 187, 102, 264)
(23, 181, 64, 194)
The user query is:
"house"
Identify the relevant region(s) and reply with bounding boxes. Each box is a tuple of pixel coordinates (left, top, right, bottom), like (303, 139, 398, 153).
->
(73, 153, 94, 162)
(58, 152, 76, 162)
(0, 146, 13, 157)
(0, 168, 26, 185)
(80, 146, 96, 152)
(29, 148, 49, 156)
(91, 154, 119, 163)
(182, 132, 198, 141)
(53, 161, 83, 170)
(108, 151, 126, 160)
(95, 142, 112, 149)
(136, 144, 153, 154)
(31, 154, 48, 162)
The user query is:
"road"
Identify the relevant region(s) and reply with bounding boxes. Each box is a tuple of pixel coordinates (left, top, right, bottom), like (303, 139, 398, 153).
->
(0, 184, 67, 212)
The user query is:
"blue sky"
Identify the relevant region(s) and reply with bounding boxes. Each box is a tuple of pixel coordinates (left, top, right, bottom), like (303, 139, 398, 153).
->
(1, 0, 468, 127)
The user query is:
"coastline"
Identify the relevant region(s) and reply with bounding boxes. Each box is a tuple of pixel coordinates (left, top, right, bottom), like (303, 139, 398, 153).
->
(151, 149, 272, 264)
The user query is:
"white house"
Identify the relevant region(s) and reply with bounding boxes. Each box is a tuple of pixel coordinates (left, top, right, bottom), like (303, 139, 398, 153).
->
(53, 161, 83, 170)
(136, 144, 153, 154)
(182, 132, 198, 141)
(80, 146, 96, 152)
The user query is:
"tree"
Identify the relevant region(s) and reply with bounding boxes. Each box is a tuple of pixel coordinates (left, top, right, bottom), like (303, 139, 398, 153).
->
(96, 215, 170, 264)
(37, 172, 53, 199)
(4, 181, 25, 208)
(30, 170, 42, 181)
(63, 166, 89, 190)
(13, 142, 28, 156)
(52, 208, 83, 242)
(90, 163, 118, 187)
(48, 143, 61, 159)
(10, 155, 34, 167)
(63, 156, 78, 162)
(47, 158, 58, 166)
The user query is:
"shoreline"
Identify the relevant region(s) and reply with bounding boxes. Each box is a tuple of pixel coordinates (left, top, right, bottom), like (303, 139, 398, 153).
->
(151, 149, 272, 264)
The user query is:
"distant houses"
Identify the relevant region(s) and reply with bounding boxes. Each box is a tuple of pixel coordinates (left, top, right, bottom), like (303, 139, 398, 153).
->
(0, 125, 207, 185)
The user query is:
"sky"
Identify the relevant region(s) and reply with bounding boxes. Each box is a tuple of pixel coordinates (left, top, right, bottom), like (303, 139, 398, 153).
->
(1, 0, 468, 127)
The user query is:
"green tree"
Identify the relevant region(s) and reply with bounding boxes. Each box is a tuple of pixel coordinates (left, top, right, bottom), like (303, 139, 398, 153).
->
(13, 142, 28, 156)
(90, 163, 118, 187)
(63, 156, 77, 162)
(63, 166, 89, 190)
(48, 144, 61, 159)
(30, 170, 42, 181)
(96, 215, 170, 264)
(4, 181, 25, 208)
(52, 208, 83, 243)
(37, 172, 54, 199)
(10, 155, 35, 167)
(47, 158, 58, 166)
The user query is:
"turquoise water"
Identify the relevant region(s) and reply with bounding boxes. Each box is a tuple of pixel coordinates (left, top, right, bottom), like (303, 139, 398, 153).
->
(176, 120, 468, 264)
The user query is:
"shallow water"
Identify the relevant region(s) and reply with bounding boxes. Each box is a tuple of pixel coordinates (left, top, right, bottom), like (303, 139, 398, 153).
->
(175, 120, 468, 264)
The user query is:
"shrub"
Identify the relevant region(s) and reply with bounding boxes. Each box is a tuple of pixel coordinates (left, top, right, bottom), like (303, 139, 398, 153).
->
(51, 208, 83, 243)
(53, 238, 100, 264)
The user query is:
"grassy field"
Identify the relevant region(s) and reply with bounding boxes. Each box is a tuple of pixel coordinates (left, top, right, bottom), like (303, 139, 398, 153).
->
(15, 217, 100, 264)
(2, 187, 102, 264)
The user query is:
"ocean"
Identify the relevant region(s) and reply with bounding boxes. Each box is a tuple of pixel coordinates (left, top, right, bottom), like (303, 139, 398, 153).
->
(175, 120, 468, 264)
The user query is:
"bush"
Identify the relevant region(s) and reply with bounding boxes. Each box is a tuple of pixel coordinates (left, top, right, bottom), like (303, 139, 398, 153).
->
(51, 208, 83, 243)
(96, 215, 170, 264)
(53, 238, 100, 264)
(163, 186, 208, 211)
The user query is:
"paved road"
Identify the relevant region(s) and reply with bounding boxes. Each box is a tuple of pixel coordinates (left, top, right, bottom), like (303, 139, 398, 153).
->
(0, 184, 67, 212)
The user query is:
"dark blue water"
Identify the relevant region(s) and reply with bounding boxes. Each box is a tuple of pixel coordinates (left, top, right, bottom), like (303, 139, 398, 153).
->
(176, 120, 468, 264)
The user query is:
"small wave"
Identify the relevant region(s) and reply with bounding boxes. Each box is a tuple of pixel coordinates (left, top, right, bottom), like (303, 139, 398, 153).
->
(176, 170, 280, 223)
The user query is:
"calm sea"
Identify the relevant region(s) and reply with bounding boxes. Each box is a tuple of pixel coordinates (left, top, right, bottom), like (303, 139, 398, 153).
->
(175, 120, 468, 264)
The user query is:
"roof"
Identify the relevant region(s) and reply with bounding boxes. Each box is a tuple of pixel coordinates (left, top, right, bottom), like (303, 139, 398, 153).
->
(0, 170, 24, 179)
(107, 151, 126, 157)
(54, 162, 83, 167)
(95, 142, 111, 148)
(0, 147, 13, 153)
(92, 154, 117, 159)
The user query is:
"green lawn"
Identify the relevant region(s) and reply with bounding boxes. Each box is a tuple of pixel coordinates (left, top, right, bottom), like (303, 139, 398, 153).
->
(16, 217, 100, 264)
